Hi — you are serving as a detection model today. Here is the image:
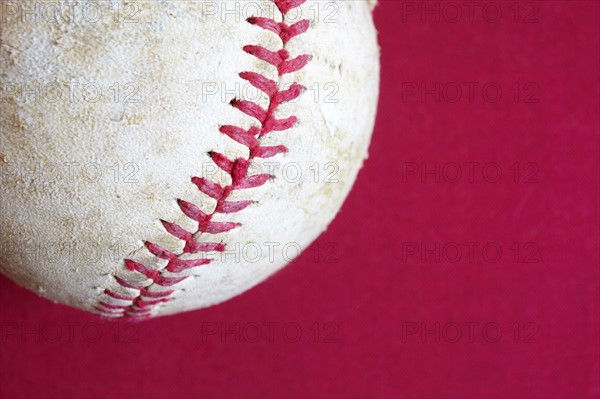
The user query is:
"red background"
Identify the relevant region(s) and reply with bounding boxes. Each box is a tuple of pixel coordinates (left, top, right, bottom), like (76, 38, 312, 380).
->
(1, 1, 599, 398)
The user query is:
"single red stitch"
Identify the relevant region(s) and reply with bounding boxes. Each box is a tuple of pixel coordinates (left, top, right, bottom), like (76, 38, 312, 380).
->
(209, 152, 235, 174)
(152, 274, 188, 287)
(243, 45, 285, 68)
(145, 241, 176, 260)
(161, 220, 193, 241)
(191, 177, 225, 200)
(262, 115, 298, 134)
(98, 0, 310, 317)
(216, 199, 254, 214)
(246, 17, 281, 35)
(166, 257, 211, 273)
(184, 241, 225, 253)
(99, 301, 129, 310)
(239, 72, 278, 96)
(251, 145, 288, 159)
(178, 199, 209, 223)
(114, 276, 146, 290)
(231, 99, 268, 122)
(104, 289, 135, 301)
(219, 125, 259, 148)
(95, 306, 124, 315)
(233, 174, 272, 190)
(141, 288, 174, 298)
(198, 220, 240, 234)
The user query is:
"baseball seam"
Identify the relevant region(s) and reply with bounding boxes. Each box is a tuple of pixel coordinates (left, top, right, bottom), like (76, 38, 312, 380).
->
(95, 0, 311, 319)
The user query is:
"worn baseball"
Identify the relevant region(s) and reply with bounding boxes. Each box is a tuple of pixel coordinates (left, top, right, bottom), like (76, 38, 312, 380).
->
(0, 0, 379, 318)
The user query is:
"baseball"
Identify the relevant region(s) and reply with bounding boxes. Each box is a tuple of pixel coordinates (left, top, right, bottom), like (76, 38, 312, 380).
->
(0, 0, 380, 318)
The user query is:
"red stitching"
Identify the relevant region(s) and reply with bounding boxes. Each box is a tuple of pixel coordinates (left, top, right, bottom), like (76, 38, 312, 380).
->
(97, 0, 310, 319)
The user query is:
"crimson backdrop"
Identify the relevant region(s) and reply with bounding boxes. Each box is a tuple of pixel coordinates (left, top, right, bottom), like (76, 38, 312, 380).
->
(1, 1, 599, 398)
